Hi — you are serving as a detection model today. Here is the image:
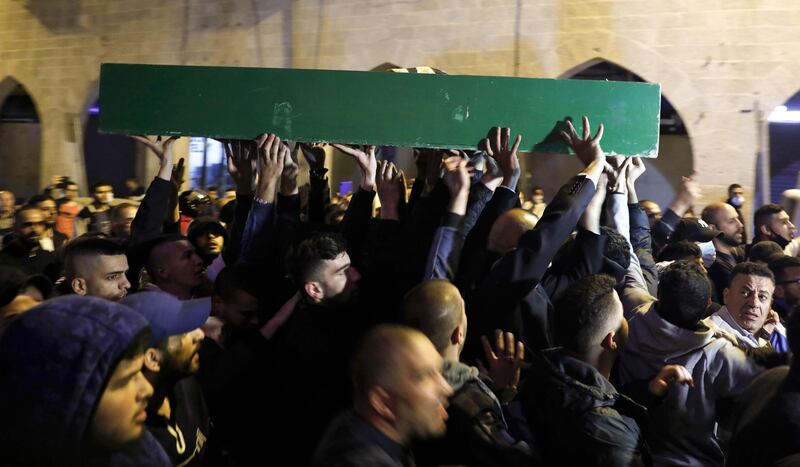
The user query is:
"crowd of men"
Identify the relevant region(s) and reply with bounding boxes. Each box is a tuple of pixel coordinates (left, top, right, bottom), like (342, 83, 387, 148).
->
(1, 118, 800, 467)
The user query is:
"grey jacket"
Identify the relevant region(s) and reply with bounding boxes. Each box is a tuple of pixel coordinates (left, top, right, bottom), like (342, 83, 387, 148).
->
(615, 301, 765, 467)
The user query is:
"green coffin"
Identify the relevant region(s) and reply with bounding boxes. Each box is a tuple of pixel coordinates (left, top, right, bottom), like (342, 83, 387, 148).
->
(99, 63, 661, 157)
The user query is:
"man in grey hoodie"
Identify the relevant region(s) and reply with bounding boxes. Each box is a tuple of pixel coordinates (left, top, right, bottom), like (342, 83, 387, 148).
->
(616, 260, 768, 466)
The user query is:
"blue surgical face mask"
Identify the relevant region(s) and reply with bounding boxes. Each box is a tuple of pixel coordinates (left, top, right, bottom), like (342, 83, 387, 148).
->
(729, 195, 744, 208)
(697, 240, 717, 268)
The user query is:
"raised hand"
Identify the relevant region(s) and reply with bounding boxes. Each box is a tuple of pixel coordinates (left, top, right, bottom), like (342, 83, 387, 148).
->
(478, 330, 524, 403)
(255, 133, 287, 202)
(280, 143, 300, 196)
(131, 135, 179, 181)
(669, 172, 701, 217)
(443, 153, 470, 216)
(376, 160, 406, 220)
(221, 139, 255, 194)
(299, 143, 327, 172)
(484, 127, 522, 190)
(171, 158, 186, 191)
(649, 364, 694, 397)
(559, 116, 604, 167)
(332, 144, 377, 191)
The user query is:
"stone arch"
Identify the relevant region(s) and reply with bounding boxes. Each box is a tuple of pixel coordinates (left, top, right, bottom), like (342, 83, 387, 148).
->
(520, 56, 696, 210)
(0, 76, 42, 199)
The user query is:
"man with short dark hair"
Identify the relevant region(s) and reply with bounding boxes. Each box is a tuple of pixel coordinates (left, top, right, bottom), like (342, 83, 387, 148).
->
(314, 324, 453, 467)
(754, 203, 796, 249)
(64, 236, 131, 301)
(28, 193, 68, 250)
(709, 262, 787, 351)
(525, 274, 690, 466)
(122, 291, 211, 467)
(770, 255, 800, 319)
(80, 181, 115, 235)
(143, 235, 207, 299)
(0, 295, 169, 466)
(0, 206, 59, 280)
(617, 260, 768, 466)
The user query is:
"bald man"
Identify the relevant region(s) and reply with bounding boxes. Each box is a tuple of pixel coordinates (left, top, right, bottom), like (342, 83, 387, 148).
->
(314, 324, 452, 467)
(487, 208, 539, 255)
(702, 202, 745, 302)
(143, 235, 206, 299)
(64, 236, 131, 301)
(402, 280, 531, 466)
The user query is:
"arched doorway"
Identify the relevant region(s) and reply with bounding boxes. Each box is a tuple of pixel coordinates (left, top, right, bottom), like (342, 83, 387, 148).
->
(82, 98, 140, 197)
(0, 77, 41, 201)
(519, 59, 694, 212)
(767, 92, 800, 203)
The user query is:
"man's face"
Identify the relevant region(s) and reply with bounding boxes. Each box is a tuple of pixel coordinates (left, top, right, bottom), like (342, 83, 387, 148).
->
(776, 266, 800, 306)
(93, 185, 114, 205)
(35, 200, 57, 226)
(217, 289, 259, 328)
(194, 231, 225, 257)
(79, 254, 131, 301)
(391, 336, 453, 441)
(729, 187, 745, 200)
(112, 207, 137, 238)
(15, 209, 45, 247)
(316, 252, 361, 304)
(163, 328, 205, 375)
(89, 353, 152, 449)
(723, 274, 775, 333)
(160, 240, 205, 289)
(64, 184, 78, 200)
(767, 211, 796, 243)
(0, 191, 15, 215)
(711, 204, 744, 246)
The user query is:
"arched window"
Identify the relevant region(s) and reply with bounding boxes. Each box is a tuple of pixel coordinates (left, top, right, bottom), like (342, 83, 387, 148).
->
(0, 77, 41, 200)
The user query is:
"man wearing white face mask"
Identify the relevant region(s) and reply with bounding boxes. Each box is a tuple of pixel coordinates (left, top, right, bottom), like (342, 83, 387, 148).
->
(669, 218, 721, 267)
(726, 183, 748, 244)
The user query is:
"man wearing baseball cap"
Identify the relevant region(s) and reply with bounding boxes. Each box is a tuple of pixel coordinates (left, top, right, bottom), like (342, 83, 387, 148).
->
(121, 290, 212, 467)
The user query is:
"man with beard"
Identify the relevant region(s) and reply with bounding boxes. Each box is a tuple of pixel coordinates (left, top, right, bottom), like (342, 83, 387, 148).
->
(702, 201, 746, 302)
(122, 290, 211, 467)
(28, 194, 68, 251)
(64, 236, 131, 301)
(754, 204, 796, 250)
(0, 206, 59, 281)
(726, 183, 748, 244)
(268, 231, 364, 463)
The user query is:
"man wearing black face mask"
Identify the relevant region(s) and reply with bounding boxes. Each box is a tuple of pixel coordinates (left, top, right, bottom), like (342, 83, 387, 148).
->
(754, 204, 797, 251)
(727, 183, 748, 244)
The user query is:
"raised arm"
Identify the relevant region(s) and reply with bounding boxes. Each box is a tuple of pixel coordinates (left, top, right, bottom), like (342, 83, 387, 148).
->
(128, 135, 179, 245)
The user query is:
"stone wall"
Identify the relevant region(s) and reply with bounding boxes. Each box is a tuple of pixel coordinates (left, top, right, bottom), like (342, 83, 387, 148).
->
(1, 0, 799, 217)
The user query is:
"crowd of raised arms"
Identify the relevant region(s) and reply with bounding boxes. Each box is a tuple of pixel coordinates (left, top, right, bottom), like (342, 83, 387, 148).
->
(2, 117, 800, 467)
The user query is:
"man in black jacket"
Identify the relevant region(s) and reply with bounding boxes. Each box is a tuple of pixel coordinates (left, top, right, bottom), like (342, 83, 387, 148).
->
(464, 116, 608, 360)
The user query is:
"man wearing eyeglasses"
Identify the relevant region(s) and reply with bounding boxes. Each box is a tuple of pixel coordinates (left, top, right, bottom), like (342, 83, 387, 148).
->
(0, 206, 59, 281)
(769, 256, 800, 320)
(708, 261, 788, 353)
